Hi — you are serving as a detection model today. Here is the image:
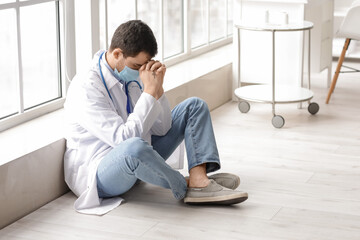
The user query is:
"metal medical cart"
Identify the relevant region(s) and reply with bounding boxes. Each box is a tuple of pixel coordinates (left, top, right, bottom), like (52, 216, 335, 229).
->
(234, 20, 319, 128)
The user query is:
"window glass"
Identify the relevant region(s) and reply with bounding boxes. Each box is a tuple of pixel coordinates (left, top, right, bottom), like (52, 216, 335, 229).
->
(20, 2, 60, 109)
(209, 0, 226, 42)
(137, 0, 160, 56)
(106, 0, 135, 47)
(74, 0, 94, 73)
(190, 0, 207, 48)
(0, 8, 18, 118)
(227, 0, 233, 36)
(163, 0, 183, 58)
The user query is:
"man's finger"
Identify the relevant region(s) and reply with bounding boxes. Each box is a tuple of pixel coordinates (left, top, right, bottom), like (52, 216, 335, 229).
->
(139, 64, 146, 72)
(156, 65, 166, 74)
(146, 60, 156, 71)
(150, 61, 162, 72)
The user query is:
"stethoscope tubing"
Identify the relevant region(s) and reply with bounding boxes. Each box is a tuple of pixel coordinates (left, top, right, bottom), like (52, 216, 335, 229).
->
(98, 51, 142, 115)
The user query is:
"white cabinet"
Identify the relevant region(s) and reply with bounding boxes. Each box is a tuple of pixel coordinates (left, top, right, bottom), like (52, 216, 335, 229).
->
(232, 0, 334, 93)
(304, 0, 334, 86)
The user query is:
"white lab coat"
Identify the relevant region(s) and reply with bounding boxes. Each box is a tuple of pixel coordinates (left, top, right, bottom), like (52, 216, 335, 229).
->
(64, 50, 183, 215)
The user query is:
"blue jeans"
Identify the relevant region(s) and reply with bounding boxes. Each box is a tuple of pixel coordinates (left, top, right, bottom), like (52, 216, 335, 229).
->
(96, 97, 221, 200)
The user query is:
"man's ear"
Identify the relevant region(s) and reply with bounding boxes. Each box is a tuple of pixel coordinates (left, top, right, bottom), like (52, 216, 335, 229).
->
(112, 48, 123, 60)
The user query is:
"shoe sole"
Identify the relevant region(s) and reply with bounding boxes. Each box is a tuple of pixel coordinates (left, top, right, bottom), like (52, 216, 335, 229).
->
(184, 193, 248, 205)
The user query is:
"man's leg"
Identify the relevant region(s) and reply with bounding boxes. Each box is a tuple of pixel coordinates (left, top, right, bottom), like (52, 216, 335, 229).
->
(151, 97, 221, 187)
(96, 137, 187, 200)
(152, 97, 248, 204)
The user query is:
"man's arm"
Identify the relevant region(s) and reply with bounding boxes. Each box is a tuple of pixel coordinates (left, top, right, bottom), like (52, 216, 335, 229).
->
(139, 61, 171, 135)
(70, 77, 162, 147)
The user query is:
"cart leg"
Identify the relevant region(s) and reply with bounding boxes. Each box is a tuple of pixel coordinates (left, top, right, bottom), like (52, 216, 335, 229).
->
(272, 104, 276, 117)
(270, 30, 285, 128)
(307, 29, 311, 91)
(298, 29, 306, 109)
(272, 30, 276, 116)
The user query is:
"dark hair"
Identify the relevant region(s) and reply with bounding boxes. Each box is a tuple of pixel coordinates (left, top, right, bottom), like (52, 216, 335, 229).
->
(109, 20, 158, 58)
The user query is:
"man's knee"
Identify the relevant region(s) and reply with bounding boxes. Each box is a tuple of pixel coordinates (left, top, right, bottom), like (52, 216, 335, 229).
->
(122, 137, 149, 157)
(184, 97, 209, 112)
(118, 137, 150, 170)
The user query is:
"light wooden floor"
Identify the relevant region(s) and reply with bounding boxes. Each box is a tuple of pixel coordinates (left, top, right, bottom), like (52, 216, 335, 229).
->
(1, 61, 360, 240)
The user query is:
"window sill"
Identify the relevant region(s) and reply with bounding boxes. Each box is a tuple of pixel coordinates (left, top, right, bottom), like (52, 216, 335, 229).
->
(164, 43, 233, 91)
(0, 43, 233, 166)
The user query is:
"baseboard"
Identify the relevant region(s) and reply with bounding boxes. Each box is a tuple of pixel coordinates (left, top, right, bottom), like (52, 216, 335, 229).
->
(0, 139, 69, 229)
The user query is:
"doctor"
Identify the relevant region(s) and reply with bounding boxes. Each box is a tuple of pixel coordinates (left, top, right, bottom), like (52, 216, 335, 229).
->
(64, 20, 248, 215)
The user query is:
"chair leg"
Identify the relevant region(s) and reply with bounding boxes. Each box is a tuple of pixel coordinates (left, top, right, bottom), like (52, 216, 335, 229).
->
(326, 38, 351, 104)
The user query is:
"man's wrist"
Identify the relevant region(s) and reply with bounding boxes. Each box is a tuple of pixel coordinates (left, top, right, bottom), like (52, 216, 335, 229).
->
(144, 88, 157, 99)
(158, 87, 164, 98)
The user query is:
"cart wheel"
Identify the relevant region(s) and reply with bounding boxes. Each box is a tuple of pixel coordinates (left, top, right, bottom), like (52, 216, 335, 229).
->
(238, 101, 250, 113)
(308, 102, 319, 115)
(272, 115, 285, 128)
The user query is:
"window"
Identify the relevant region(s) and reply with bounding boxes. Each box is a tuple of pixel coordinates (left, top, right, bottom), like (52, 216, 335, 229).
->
(0, 0, 63, 131)
(101, 0, 233, 65)
(0, 0, 232, 131)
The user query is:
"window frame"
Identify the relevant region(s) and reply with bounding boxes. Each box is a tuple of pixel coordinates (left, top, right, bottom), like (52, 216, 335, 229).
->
(101, 0, 233, 67)
(0, 0, 65, 132)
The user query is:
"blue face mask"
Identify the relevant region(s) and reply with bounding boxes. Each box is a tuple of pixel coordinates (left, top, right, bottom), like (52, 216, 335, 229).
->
(114, 66, 139, 83)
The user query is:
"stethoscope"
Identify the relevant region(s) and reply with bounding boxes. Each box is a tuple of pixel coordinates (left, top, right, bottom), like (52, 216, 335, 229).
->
(98, 51, 142, 115)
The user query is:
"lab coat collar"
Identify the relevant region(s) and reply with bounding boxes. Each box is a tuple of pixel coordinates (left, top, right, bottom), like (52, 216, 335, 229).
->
(101, 51, 125, 83)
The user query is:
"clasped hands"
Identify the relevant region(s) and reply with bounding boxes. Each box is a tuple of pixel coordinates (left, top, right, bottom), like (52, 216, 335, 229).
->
(139, 60, 166, 100)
